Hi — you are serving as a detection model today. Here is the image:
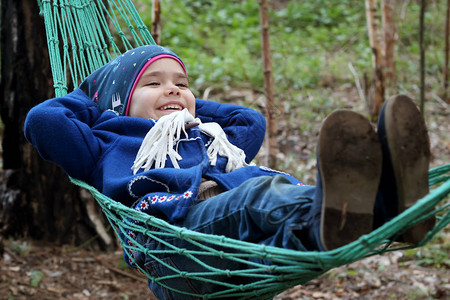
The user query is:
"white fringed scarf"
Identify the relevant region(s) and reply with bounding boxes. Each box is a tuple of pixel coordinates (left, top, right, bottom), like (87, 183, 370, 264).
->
(131, 109, 248, 174)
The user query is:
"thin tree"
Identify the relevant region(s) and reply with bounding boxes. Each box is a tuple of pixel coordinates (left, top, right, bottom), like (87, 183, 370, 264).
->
(444, 0, 450, 103)
(258, 0, 277, 168)
(365, 0, 386, 117)
(382, 0, 396, 87)
(152, 0, 162, 45)
(419, 0, 427, 114)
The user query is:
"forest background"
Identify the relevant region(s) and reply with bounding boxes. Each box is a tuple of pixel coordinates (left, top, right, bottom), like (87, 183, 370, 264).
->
(136, 0, 449, 182)
(0, 0, 449, 299)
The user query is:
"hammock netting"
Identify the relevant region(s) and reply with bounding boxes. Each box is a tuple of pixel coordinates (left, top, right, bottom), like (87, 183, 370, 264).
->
(38, 0, 156, 96)
(38, 0, 450, 299)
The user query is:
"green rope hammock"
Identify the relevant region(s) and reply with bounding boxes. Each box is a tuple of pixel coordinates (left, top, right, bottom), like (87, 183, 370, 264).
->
(38, 0, 156, 96)
(37, 0, 450, 299)
(70, 166, 450, 299)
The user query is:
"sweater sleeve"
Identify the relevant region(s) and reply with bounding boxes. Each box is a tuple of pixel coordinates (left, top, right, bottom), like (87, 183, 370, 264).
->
(195, 99, 266, 163)
(24, 89, 103, 181)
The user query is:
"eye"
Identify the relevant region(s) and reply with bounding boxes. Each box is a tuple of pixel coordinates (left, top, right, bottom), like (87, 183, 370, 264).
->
(145, 82, 160, 86)
(176, 82, 189, 88)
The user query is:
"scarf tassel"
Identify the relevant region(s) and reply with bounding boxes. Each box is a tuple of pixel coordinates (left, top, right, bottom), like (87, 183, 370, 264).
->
(132, 109, 248, 174)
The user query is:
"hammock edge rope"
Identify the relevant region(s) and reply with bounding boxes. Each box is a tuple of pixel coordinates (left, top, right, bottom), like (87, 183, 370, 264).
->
(70, 164, 450, 299)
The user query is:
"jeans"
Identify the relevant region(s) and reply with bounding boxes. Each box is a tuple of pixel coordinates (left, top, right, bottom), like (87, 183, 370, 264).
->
(136, 175, 319, 300)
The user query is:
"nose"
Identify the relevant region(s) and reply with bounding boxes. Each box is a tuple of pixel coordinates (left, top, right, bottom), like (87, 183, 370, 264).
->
(165, 83, 180, 96)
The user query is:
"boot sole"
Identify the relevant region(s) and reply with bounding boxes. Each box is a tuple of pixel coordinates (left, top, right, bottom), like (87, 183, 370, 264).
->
(381, 95, 434, 243)
(318, 110, 382, 250)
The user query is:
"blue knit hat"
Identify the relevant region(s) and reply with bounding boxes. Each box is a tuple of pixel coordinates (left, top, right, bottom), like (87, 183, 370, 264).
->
(79, 45, 186, 116)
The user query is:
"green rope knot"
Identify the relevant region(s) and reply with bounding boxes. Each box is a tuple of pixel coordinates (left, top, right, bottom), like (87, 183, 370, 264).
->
(276, 274, 286, 282)
(358, 235, 371, 249)
(315, 256, 325, 270)
(53, 80, 65, 89)
(259, 244, 269, 260)
(267, 265, 277, 273)
(48, 37, 58, 44)
(37, 0, 44, 15)
(177, 228, 186, 239)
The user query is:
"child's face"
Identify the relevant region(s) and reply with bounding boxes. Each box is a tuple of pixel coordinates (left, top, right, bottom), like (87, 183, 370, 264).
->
(128, 58, 196, 119)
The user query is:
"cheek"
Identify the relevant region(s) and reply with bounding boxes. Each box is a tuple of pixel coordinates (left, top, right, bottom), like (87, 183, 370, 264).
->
(134, 92, 155, 108)
(129, 94, 150, 117)
(188, 95, 196, 115)
(128, 97, 138, 117)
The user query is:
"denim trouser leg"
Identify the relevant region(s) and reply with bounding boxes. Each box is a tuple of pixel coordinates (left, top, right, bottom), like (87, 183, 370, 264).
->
(138, 175, 317, 300)
(181, 175, 315, 249)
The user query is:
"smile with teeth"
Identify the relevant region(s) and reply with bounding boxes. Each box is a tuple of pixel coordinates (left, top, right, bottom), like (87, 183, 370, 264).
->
(160, 104, 183, 111)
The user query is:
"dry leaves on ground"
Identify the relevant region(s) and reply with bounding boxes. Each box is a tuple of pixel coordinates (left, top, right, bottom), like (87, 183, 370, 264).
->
(1, 237, 449, 300)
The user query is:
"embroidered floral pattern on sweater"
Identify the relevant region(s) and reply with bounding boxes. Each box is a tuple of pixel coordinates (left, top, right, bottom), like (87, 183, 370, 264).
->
(135, 190, 195, 213)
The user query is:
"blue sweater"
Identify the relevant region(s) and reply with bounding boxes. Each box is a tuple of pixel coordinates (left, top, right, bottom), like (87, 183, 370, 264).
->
(25, 89, 303, 222)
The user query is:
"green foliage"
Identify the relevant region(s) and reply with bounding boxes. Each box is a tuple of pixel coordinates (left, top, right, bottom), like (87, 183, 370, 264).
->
(136, 0, 447, 99)
(394, 1, 447, 91)
(144, 0, 262, 95)
(344, 269, 357, 276)
(137, 0, 448, 178)
(29, 270, 44, 287)
(139, 0, 370, 97)
(119, 256, 132, 269)
(6, 240, 31, 255)
(403, 232, 450, 268)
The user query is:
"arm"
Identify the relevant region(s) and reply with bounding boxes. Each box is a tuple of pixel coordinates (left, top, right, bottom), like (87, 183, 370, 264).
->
(195, 99, 266, 162)
(24, 89, 104, 181)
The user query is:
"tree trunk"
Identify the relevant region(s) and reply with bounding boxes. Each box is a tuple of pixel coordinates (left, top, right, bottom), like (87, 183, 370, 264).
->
(444, 0, 450, 103)
(0, 0, 112, 250)
(419, 0, 427, 114)
(365, 0, 386, 117)
(152, 0, 162, 45)
(258, 0, 277, 168)
(382, 0, 396, 87)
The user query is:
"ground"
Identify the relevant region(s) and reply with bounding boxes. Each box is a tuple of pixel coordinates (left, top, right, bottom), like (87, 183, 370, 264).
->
(1, 241, 155, 300)
(1, 237, 449, 300)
